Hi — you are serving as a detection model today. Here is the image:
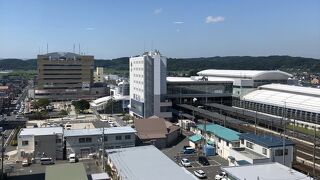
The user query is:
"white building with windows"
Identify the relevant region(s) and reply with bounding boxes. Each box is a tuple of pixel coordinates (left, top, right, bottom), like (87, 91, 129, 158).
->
(229, 133, 294, 167)
(64, 127, 136, 158)
(191, 123, 241, 159)
(17, 127, 64, 160)
(129, 50, 172, 118)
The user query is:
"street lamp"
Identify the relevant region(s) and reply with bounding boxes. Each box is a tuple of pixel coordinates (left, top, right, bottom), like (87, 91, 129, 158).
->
(192, 98, 197, 121)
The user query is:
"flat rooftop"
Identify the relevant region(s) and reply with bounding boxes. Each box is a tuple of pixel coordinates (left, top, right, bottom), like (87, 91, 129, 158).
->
(64, 126, 136, 137)
(222, 162, 312, 180)
(107, 145, 197, 180)
(240, 133, 294, 148)
(167, 76, 233, 83)
(45, 162, 88, 180)
(232, 147, 267, 160)
(19, 127, 63, 136)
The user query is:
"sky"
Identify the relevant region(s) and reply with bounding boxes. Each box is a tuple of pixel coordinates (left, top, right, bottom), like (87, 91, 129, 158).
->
(0, 0, 320, 59)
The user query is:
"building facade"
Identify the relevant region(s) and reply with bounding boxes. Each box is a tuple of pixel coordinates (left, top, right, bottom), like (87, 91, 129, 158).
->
(94, 67, 104, 83)
(64, 127, 136, 158)
(17, 127, 64, 160)
(35, 52, 95, 100)
(129, 51, 172, 118)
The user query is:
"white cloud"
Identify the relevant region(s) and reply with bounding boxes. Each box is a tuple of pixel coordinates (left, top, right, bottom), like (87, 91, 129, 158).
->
(205, 16, 225, 24)
(85, 27, 95, 31)
(173, 21, 184, 24)
(153, 8, 162, 15)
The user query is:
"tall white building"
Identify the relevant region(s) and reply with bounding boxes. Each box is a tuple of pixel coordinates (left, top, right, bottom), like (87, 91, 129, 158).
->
(129, 50, 172, 118)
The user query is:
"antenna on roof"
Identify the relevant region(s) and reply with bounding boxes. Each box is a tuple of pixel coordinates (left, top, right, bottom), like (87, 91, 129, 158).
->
(73, 44, 75, 53)
(46, 43, 48, 54)
(78, 43, 81, 55)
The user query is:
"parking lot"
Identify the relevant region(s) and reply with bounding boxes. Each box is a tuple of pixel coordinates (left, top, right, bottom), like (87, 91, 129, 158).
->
(162, 137, 228, 179)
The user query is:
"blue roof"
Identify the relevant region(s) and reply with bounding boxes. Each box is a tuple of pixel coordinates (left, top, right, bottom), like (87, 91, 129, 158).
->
(188, 134, 202, 142)
(236, 160, 251, 165)
(239, 133, 294, 148)
(197, 124, 240, 142)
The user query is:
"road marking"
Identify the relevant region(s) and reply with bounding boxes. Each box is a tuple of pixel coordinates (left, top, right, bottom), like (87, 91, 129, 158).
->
(209, 159, 221, 166)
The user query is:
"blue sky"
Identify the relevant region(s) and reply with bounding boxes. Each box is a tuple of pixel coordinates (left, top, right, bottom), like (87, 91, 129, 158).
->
(0, 0, 319, 59)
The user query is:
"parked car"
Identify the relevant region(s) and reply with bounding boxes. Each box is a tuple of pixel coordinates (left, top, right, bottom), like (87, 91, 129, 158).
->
(198, 156, 210, 166)
(40, 157, 54, 165)
(181, 158, 192, 167)
(22, 159, 30, 167)
(68, 153, 77, 163)
(215, 172, 226, 180)
(194, 170, 207, 179)
(182, 147, 195, 154)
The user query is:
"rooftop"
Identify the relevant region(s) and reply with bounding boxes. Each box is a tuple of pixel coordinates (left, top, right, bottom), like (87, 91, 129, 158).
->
(239, 133, 294, 148)
(232, 147, 267, 160)
(197, 69, 292, 80)
(91, 95, 130, 106)
(19, 127, 63, 136)
(221, 162, 312, 180)
(45, 162, 88, 180)
(107, 145, 197, 180)
(166, 76, 233, 83)
(64, 127, 136, 137)
(197, 123, 240, 142)
(243, 84, 320, 113)
(188, 134, 202, 142)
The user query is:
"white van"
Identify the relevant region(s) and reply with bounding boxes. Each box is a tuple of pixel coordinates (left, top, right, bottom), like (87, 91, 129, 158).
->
(69, 153, 76, 163)
(40, 157, 54, 165)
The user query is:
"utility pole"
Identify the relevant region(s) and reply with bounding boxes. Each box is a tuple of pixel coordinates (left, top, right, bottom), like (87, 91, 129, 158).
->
(102, 126, 105, 171)
(1, 127, 4, 180)
(282, 101, 286, 166)
(313, 115, 317, 178)
(255, 110, 257, 135)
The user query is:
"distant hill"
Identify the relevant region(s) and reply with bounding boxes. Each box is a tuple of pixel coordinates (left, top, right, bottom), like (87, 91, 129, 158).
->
(1, 56, 319, 73)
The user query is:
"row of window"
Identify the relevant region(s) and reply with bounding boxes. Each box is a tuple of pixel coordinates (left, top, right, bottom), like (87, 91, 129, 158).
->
(78, 135, 131, 143)
(133, 74, 144, 78)
(22, 139, 62, 146)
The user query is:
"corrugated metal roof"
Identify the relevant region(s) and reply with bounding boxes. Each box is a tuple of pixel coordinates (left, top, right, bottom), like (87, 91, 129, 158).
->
(107, 146, 197, 180)
(64, 127, 136, 137)
(197, 124, 240, 142)
(239, 133, 294, 148)
(243, 86, 320, 113)
(19, 127, 63, 136)
(188, 134, 202, 142)
(222, 162, 311, 180)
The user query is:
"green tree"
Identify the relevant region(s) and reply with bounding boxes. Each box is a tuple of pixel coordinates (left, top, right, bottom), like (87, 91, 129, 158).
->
(59, 109, 68, 116)
(72, 99, 90, 113)
(37, 98, 50, 109)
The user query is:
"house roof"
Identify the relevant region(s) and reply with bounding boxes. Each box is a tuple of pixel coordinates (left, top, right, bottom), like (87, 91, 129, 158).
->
(221, 162, 311, 180)
(45, 162, 88, 180)
(239, 133, 294, 148)
(107, 146, 197, 180)
(197, 124, 240, 142)
(134, 117, 179, 140)
(19, 127, 63, 136)
(64, 127, 136, 137)
(188, 134, 202, 142)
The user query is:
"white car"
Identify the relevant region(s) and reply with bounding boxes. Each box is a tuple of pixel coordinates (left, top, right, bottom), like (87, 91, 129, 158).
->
(194, 170, 206, 179)
(215, 172, 226, 180)
(181, 158, 191, 167)
(69, 153, 77, 163)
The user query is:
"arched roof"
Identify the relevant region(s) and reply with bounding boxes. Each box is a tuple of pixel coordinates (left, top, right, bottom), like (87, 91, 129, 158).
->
(197, 69, 292, 80)
(243, 84, 320, 114)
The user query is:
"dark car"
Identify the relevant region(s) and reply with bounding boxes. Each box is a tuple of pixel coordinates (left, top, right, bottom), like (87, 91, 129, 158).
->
(198, 156, 210, 166)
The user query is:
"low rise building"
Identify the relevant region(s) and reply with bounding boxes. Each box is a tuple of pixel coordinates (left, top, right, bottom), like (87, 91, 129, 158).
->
(134, 116, 180, 149)
(17, 127, 63, 160)
(229, 133, 294, 167)
(64, 127, 136, 158)
(107, 145, 197, 180)
(221, 162, 312, 180)
(191, 123, 241, 159)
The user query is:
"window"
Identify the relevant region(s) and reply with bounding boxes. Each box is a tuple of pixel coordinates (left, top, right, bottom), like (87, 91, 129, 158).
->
(22, 141, 29, 146)
(56, 139, 62, 144)
(35, 141, 38, 146)
(275, 149, 288, 156)
(125, 135, 131, 140)
(240, 139, 244, 145)
(85, 138, 92, 143)
(103, 136, 108, 141)
(262, 148, 267, 155)
(246, 142, 253, 149)
(218, 138, 221, 143)
(116, 136, 122, 140)
(226, 142, 229, 147)
(79, 138, 86, 143)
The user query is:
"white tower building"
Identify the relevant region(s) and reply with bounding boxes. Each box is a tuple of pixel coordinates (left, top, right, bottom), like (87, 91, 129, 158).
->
(129, 50, 172, 118)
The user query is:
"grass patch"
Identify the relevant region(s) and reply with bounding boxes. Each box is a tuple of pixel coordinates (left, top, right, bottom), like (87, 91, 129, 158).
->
(287, 124, 320, 138)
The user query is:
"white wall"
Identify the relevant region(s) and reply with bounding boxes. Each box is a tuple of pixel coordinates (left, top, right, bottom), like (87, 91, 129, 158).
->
(17, 135, 35, 160)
